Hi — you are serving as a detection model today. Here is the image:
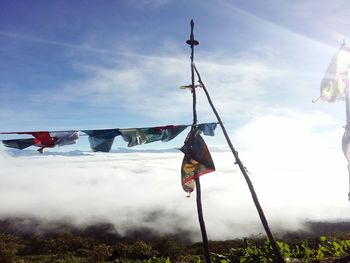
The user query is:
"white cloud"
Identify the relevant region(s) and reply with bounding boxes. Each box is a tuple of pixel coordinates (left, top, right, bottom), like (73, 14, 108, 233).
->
(60, 56, 192, 121)
(58, 51, 286, 123)
(232, 111, 349, 222)
(0, 31, 127, 57)
(127, 0, 171, 9)
(234, 110, 341, 150)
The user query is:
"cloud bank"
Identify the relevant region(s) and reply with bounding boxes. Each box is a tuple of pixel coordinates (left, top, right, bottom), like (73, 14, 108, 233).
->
(0, 111, 349, 241)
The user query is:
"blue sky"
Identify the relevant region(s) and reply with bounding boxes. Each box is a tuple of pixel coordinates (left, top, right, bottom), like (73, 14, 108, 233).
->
(0, 0, 349, 149)
(2, 0, 350, 237)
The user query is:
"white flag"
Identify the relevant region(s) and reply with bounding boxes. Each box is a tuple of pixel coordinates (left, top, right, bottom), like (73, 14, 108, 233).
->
(314, 46, 350, 102)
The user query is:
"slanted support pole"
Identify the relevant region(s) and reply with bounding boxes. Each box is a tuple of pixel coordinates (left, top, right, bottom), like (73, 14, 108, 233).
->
(194, 64, 285, 263)
(186, 19, 211, 263)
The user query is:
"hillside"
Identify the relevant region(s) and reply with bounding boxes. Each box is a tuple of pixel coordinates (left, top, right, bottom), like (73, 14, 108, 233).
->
(2, 218, 350, 262)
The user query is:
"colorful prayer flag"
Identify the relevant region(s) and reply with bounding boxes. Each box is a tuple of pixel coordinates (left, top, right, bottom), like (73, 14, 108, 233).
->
(51, 131, 79, 147)
(180, 130, 215, 193)
(120, 125, 187, 147)
(82, 129, 121, 152)
(197, 122, 217, 136)
(0, 122, 216, 153)
(31, 132, 56, 148)
(2, 138, 35, 150)
(155, 125, 188, 142)
(1, 131, 79, 153)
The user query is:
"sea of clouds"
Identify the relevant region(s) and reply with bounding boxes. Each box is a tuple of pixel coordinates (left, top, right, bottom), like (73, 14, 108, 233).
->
(1, 112, 350, 241)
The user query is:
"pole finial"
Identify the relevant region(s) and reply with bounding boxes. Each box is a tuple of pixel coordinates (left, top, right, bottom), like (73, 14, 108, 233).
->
(186, 19, 199, 46)
(190, 19, 194, 27)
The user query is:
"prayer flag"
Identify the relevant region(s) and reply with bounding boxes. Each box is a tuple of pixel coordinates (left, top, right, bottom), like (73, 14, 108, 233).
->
(82, 129, 121, 152)
(0, 122, 215, 153)
(120, 125, 187, 147)
(180, 130, 215, 193)
(197, 122, 217, 136)
(23, 132, 56, 153)
(155, 125, 188, 142)
(31, 132, 55, 148)
(50, 131, 79, 147)
(314, 45, 350, 102)
(2, 138, 35, 150)
(1, 131, 78, 153)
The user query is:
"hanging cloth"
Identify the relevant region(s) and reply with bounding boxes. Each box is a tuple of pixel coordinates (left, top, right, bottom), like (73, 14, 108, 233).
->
(1, 131, 77, 153)
(82, 129, 121, 152)
(314, 45, 350, 102)
(0, 122, 215, 152)
(120, 125, 188, 147)
(50, 131, 79, 147)
(180, 129, 215, 194)
(31, 132, 56, 148)
(2, 138, 36, 150)
(156, 125, 189, 141)
(197, 122, 217, 136)
(23, 132, 56, 153)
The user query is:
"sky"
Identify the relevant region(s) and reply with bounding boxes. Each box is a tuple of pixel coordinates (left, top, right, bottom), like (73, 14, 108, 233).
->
(1, 0, 350, 240)
(1, 0, 349, 134)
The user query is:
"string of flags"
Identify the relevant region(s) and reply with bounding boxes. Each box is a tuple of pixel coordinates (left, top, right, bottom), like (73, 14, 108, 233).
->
(0, 122, 217, 152)
(0, 122, 218, 194)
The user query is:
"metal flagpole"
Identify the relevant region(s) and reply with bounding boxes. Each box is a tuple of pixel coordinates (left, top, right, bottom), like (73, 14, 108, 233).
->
(186, 19, 211, 263)
(193, 64, 285, 263)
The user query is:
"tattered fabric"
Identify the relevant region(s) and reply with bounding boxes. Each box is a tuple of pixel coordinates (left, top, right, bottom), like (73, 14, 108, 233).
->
(2, 132, 56, 152)
(0, 122, 216, 153)
(82, 129, 121, 152)
(50, 131, 79, 147)
(180, 130, 215, 193)
(31, 132, 56, 148)
(197, 122, 217, 136)
(22, 132, 56, 153)
(314, 45, 350, 103)
(2, 138, 36, 150)
(120, 125, 187, 147)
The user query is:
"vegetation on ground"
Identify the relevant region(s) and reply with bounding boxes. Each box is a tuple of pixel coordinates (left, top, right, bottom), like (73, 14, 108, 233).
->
(2, 230, 350, 262)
